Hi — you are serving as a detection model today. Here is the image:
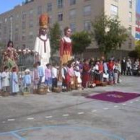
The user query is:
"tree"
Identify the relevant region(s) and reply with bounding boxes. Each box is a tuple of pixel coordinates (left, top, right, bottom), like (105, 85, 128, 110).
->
(91, 13, 128, 57)
(71, 31, 91, 55)
(50, 22, 61, 58)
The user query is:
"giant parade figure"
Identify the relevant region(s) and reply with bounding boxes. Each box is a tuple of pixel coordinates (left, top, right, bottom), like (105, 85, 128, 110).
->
(59, 27, 72, 65)
(2, 40, 19, 71)
(34, 13, 51, 66)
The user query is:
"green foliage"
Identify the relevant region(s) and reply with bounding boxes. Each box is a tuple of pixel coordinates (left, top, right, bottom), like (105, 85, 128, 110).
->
(71, 31, 91, 54)
(50, 22, 61, 57)
(135, 40, 140, 58)
(91, 13, 128, 57)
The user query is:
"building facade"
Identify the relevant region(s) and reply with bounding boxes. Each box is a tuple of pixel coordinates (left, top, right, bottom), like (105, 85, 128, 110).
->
(0, 0, 136, 54)
(136, 13, 140, 40)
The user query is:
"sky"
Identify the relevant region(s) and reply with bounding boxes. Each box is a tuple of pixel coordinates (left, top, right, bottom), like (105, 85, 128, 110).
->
(136, 0, 140, 14)
(0, 0, 22, 14)
(0, 0, 140, 14)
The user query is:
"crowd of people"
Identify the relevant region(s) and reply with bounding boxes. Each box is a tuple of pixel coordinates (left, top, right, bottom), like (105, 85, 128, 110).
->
(0, 56, 139, 96)
(0, 14, 140, 96)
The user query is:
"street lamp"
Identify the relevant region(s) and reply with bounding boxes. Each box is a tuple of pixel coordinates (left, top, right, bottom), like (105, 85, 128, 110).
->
(9, 16, 13, 41)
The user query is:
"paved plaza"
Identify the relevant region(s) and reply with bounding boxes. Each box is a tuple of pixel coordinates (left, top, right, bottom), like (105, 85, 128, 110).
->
(0, 76, 140, 140)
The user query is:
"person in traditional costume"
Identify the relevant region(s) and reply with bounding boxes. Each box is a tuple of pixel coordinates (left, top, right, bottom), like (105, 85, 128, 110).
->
(23, 69, 32, 93)
(51, 63, 58, 91)
(1, 66, 10, 92)
(74, 62, 82, 90)
(59, 27, 72, 65)
(108, 58, 115, 84)
(61, 63, 68, 91)
(3, 41, 18, 71)
(82, 59, 90, 88)
(34, 13, 51, 66)
(10, 67, 19, 95)
(45, 63, 52, 92)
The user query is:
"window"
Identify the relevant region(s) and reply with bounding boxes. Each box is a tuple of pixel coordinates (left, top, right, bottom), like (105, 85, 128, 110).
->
(29, 20, 33, 28)
(83, 5, 91, 16)
(15, 33, 19, 41)
(29, 32, 33, 39)
(111, 5, 118, 17)
(58, 13, 63, 21)
(16, 14, 19, 20)
(22, 21, 26, 29)
(22, 12, 26, 20)
(37, 6, 42, 15)
(70, 23, 76, 32)
(84, 21, 91, 31)
(49, 16, 52, 24)
(129, 0, 132, 8)
(15, 25, 19, 32)
(57, 0, 63, 8)
(5, 18, 7, 23)
(69, 9, 76, 19)
(70, 0, 76, 5)
(29, 9, 33, 18)
(22, 34, 26, 40)
(47, 3, 52, 12)
(29, 9, 33, 15)
(4, 26, 7, 34)
(129, 12, 132, 22)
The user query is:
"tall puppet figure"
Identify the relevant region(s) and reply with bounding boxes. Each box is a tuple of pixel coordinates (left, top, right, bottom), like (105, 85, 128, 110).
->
(60, 27, 72, 65)
(3, 40, 18, 71)
(34, 13, 51, 66)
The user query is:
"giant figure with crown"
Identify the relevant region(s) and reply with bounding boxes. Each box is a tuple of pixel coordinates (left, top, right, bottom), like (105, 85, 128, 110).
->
(34, 13, 51, 66)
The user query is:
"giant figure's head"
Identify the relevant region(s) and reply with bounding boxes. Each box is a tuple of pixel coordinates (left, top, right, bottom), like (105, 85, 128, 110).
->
(39, 13, 49, 36)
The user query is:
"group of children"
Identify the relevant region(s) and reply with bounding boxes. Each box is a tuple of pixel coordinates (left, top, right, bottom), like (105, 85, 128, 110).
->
(0, 66, 19, 95)
(0, 57, 123, 96)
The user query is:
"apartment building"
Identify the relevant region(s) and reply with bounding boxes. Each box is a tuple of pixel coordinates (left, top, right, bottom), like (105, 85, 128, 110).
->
(0, 0, 136, 54)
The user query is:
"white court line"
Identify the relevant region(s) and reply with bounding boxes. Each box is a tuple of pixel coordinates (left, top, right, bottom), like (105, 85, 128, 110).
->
(122, 104, 126, 106)
(78, 112, 84, 115)
(27, 117, 34, 120)
(103, 108, 109, 110)
(7, 119, 15, 122)
(63, 114, 69, 117)
(114, 105, 119, 108)
(91, 110, 97, 113)
(130, 102, 133, 104)
(45, 116, 52, 119)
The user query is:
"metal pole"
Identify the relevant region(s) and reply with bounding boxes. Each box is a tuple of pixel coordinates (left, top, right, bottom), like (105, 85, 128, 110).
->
(10, 16, 13, 41)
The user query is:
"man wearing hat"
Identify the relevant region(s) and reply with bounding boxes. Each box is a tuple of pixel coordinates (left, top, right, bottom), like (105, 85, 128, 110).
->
(34, 13, 51, 66)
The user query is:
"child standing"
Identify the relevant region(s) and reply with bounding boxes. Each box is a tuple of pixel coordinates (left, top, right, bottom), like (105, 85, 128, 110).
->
(51, 63, 58, 91)
(10, 67, 19, 95)
(23, 69, 32, 93)
(1, 66, 10, 93)
(45, 63, 52, 92)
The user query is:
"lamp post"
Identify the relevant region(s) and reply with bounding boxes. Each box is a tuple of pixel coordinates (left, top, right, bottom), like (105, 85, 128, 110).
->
(9, 16, 13, 41)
